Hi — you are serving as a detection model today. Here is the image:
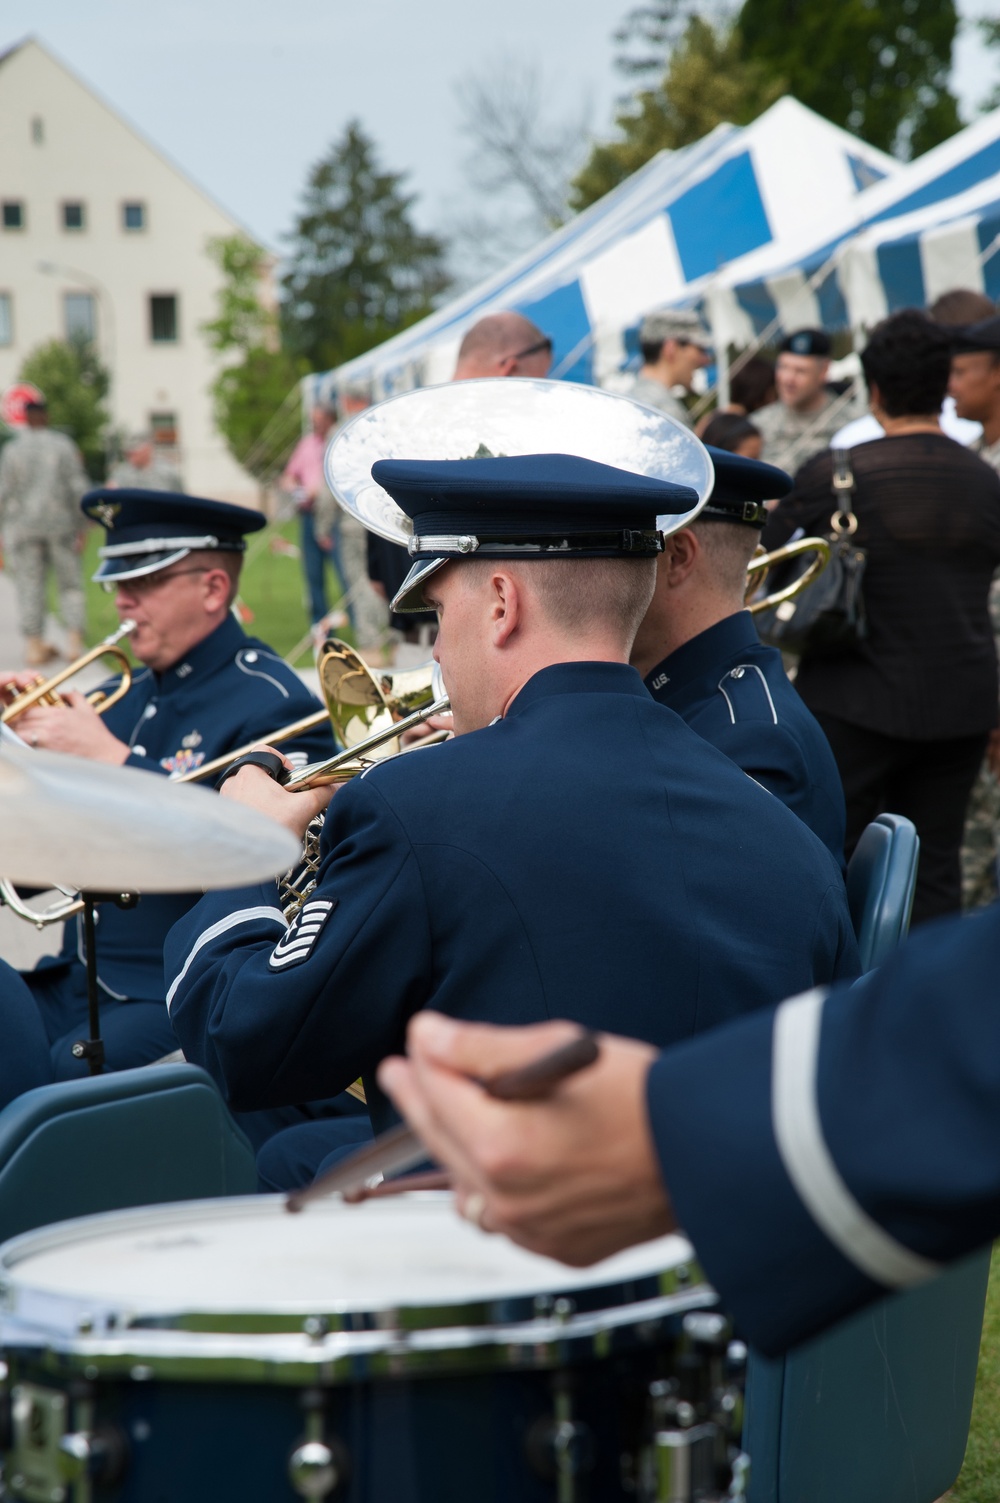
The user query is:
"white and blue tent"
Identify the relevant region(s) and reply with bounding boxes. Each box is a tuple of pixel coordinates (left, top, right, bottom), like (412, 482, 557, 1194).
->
(700, 106, 1000, 346)
(313, 98, 893, 400)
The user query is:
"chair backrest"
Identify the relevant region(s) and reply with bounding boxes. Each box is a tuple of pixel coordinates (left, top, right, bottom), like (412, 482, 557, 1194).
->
(744, 810, 988, 1502)
(846, 812, 919, 972)
(0, 1062, 257, 1244)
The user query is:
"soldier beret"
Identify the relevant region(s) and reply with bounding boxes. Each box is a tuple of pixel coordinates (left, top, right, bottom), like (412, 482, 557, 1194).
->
(950, 315, 1000, 355)
(779, 329, 832, 358)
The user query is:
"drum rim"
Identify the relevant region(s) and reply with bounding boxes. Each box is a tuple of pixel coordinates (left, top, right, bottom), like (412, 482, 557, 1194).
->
(0, 1195, 715, 1383)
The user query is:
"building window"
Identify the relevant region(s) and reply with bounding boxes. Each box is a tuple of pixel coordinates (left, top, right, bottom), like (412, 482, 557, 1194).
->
(2, 202, 23, 230)
(149, 294, 178, 343)
(150, 412, 178, 446)
(122, 202, 145, 231)
(0, 295, 12, 347)
(31, 117, 43, 144)
(62, 202, 85, 231)
(64, 292, 96, 343)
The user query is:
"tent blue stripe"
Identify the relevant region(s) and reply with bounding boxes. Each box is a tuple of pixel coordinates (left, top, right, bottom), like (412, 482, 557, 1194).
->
(815, 265, 849, 329)
(875, 238, 925, 312)
(978, 207, 1000, 304)
(734, 280, 779, 336)
(867, 136, 1000, 227)
(517, 280, 593, 385)
(670, 152, 773, 281)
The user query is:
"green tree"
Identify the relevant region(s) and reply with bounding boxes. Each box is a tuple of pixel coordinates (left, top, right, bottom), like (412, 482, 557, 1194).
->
(980, 18, 1000, 112)
(281, 120, 451, 372)
(18, 336, 110, 480)
(737, 0, 961, 157)
(203, 233, 308, 480)
(571, 13, 783, 211)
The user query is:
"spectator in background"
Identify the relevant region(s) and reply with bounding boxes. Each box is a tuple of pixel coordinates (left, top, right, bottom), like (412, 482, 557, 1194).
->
(949, 314, 1000, 909)
(832, 288, 992, 450)
(626, 309, 711, 429)
(763, 310, 1000, 925)
(0, 398, 87, 666)
(108, 432, 183, 492)
(280, 401, 339, 635)
(753, 329, 844, 471)
(700, 412, 762, 458)
(451, 313, 552, 380)
(728, 354, 776, 416)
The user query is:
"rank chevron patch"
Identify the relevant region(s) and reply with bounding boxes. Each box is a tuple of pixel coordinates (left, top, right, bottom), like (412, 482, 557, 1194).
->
(268, 898, 337, 970)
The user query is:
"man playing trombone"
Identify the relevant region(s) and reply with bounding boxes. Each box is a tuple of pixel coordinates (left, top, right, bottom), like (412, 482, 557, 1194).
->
(164, 402, 859, 1162)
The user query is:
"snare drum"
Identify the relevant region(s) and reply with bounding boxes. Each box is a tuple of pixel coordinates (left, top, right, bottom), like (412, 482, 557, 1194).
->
(0, 1194, 743, 1502)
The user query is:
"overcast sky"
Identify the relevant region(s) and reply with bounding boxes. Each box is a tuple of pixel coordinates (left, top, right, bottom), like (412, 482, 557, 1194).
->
(10, 0, 1000, 259)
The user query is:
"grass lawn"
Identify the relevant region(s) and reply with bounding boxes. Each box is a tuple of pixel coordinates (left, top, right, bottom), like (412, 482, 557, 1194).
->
(80, 519, 348, 668)
(952, 1245, 1000, 1501)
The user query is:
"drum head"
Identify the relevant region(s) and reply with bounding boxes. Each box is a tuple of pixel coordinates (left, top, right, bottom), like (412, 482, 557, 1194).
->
(0, 1194, 694, 1322)
(325, 379, 715, 544)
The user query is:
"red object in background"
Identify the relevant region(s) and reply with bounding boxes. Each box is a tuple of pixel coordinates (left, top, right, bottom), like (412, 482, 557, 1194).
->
(1, 383, 45, 428)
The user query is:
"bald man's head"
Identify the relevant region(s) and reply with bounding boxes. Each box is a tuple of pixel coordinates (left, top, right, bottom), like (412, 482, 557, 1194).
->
(453, 312, 553, 380)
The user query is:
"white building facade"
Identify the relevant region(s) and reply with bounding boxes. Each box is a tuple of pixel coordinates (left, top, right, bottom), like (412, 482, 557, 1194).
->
(0, 37, 260, 502)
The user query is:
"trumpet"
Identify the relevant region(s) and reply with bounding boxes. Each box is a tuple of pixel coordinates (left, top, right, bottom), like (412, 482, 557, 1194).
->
(744, 537, 830, 616)
(0, 621, 136, 725)
(272, 641, 449, 920)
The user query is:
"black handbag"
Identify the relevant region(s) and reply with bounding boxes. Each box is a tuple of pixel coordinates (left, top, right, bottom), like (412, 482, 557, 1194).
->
(756, 448, 868, 658)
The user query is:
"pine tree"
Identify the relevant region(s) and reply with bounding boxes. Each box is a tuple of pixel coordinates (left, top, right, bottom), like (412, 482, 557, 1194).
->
(281, 121, 451, 372)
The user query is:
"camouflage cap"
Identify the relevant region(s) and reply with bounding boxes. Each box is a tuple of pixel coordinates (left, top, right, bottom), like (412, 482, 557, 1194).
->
(639, 307, 712, 350)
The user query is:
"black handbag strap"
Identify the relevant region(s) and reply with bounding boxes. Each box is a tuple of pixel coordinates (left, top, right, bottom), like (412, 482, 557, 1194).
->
(830, 448, 859, 537)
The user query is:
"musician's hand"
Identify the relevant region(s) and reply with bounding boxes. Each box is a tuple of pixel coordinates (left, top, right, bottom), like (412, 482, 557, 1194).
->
(401, 712, 454, 748)
(15, 693, 130, 764)
(218, 745, 335, 840)
(378, 1014, 674, 1266)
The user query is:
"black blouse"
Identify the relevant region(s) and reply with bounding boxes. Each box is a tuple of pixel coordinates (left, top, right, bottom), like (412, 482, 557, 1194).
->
(762, 434, 1000, 740)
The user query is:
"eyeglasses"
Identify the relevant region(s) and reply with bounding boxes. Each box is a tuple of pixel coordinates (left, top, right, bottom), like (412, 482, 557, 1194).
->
(509, 337, 554, 363)
(102, 566, 209, 596)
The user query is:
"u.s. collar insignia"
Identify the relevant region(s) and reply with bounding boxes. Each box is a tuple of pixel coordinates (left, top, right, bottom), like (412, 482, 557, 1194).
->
(182, 731, 202, 749)
(92, 501, 121, 528)
(269, 897, 337, 971)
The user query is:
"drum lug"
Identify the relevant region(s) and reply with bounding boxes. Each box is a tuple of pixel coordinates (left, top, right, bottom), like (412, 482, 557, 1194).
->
(524, 1373, 595, 1501)
(288, 1391, 348, 1500)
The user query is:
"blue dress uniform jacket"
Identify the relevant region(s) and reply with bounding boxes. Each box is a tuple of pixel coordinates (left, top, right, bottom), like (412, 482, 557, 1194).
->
(648, 904, 1000, 1356)
(165, 661, 859, 1133)
(34, 614, 332, 1003)
(644, 611, 846, 867)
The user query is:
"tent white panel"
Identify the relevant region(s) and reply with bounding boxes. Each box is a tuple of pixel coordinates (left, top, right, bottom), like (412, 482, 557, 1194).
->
(839, 241, 889, 331)
(920, 218, 985, 302)
(765, 270, 822, 333)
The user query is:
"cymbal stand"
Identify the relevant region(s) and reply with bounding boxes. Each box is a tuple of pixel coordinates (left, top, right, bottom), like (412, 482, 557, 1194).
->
(71, 896, 104, 1076)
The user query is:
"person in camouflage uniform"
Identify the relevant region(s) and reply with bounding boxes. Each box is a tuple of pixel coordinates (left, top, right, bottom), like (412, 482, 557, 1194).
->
(753, 329, 847, 473)
(950, 314, 1000, 907)
(108, 433, 183, 492)
(0, 399, 88, 666)
(624, 309, 711, 429)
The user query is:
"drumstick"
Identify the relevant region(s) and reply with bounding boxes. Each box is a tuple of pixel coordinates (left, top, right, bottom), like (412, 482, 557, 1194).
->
(285, 1030, 599, 1212)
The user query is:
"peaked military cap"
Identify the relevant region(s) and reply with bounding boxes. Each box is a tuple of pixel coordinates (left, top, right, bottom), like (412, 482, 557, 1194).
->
(378, 453, 699, 612)
(779, 328, 831, 358)
(950, 315, 1000, 355)
(699, 448, 792, 529)
(82, 489, 266, 583)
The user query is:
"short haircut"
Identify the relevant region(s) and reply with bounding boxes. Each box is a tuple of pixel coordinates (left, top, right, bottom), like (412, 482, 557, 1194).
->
(690, 520, 759, 598)
(456, 312, 546, 365)
(640, 337, 666, 364)
(859, 310, 951, 419)
(701, 412, 761, 453)
(187, 548, 242, 608)
(928, 289, 996, 327)
(463, 556, 657, 645)
(729, 355, 776, 414)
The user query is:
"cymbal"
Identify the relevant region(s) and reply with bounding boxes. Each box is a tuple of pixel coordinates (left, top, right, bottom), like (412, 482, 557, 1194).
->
(0, 738, 300, 892)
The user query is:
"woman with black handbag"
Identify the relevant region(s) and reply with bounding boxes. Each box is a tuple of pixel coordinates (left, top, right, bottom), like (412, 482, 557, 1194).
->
(761, 309, 1000, 925)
